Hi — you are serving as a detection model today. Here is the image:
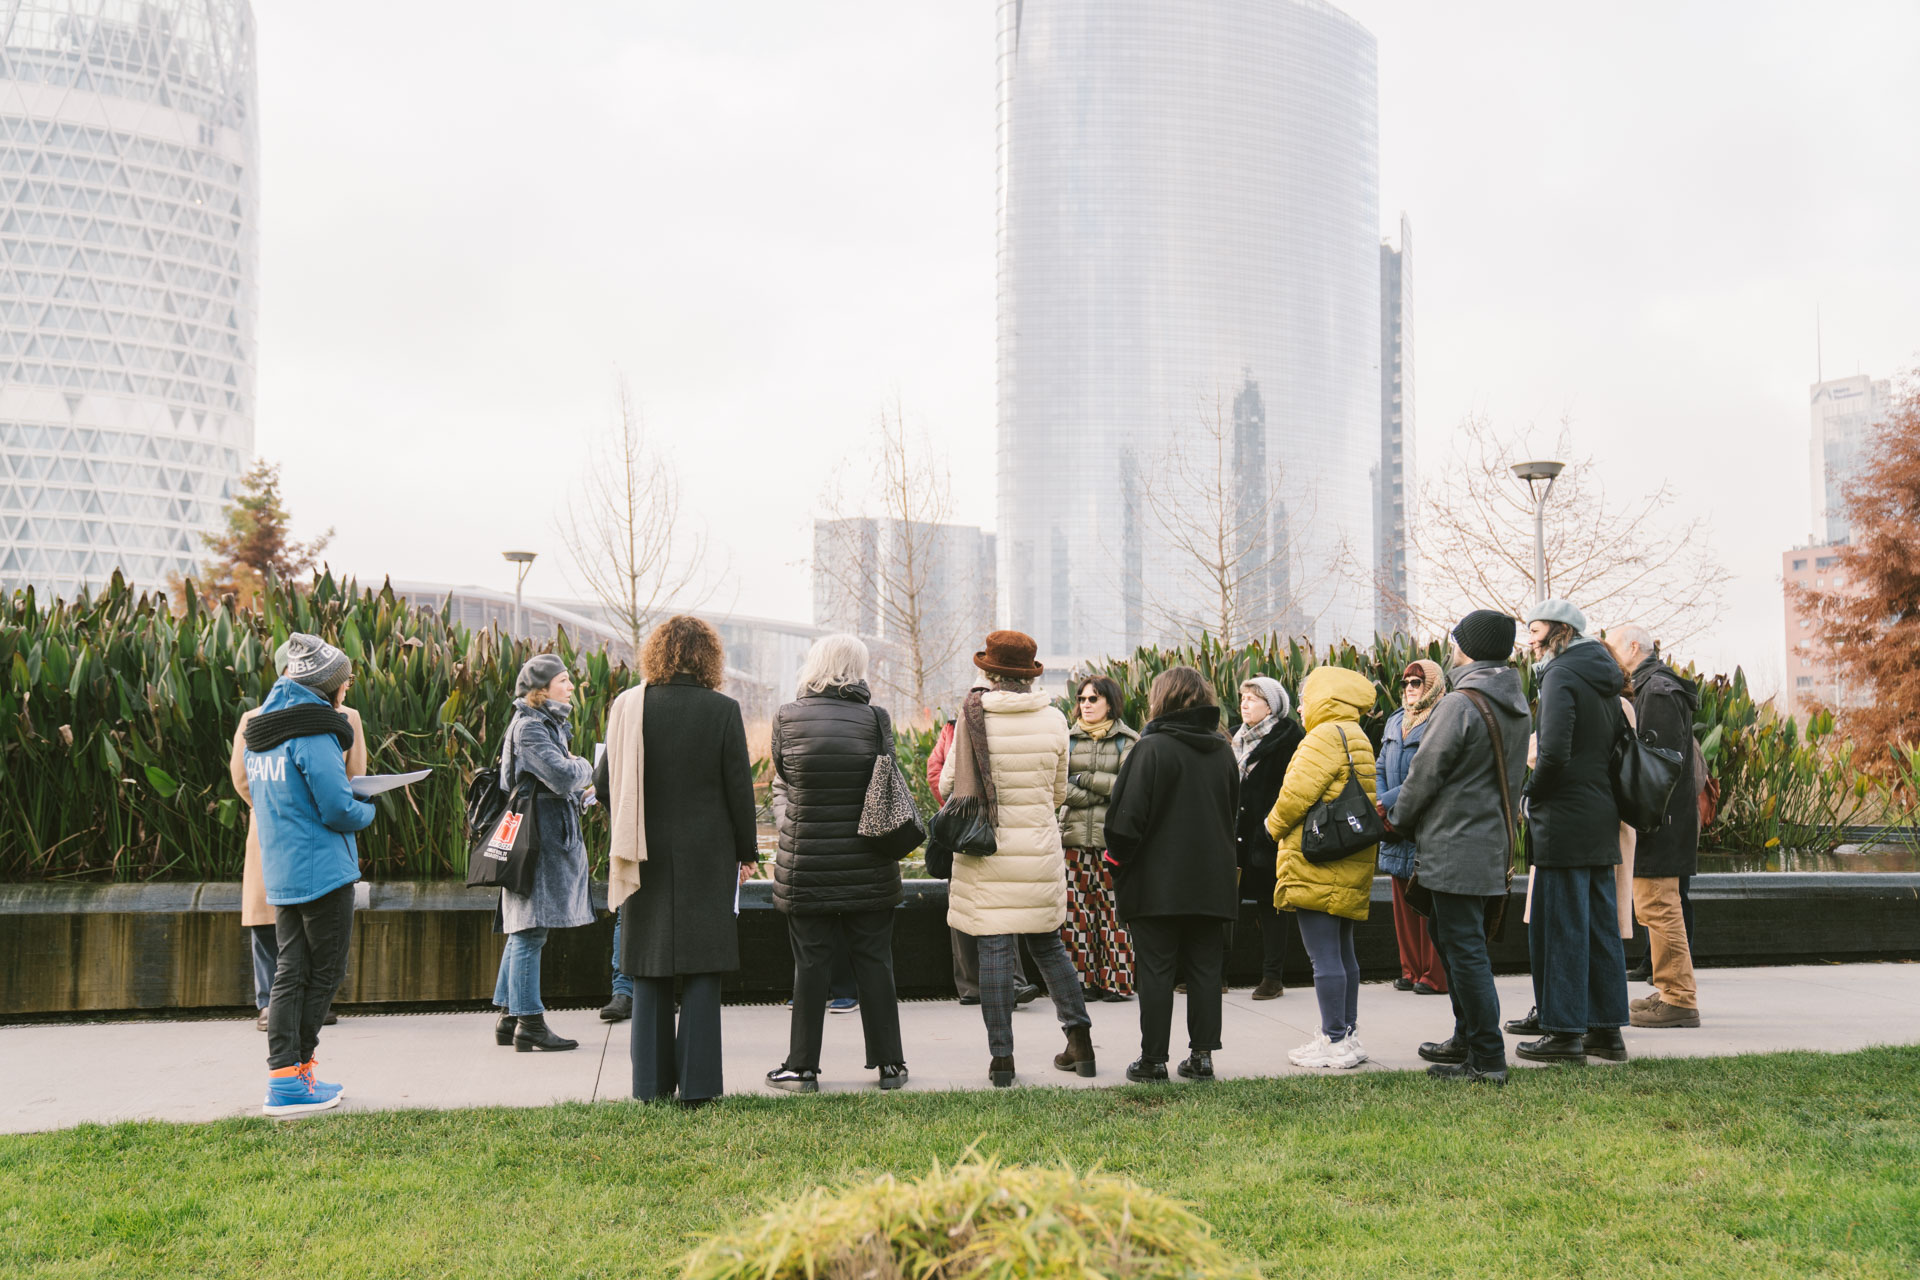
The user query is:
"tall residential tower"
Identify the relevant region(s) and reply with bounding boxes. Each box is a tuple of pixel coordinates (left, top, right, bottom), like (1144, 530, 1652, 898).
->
(0, 0, 258, 598)
(1377, 215, 1414, 635)
(995, 0, 1381, 669)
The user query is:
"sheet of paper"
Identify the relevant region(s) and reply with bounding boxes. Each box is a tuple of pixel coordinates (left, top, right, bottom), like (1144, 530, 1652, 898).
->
(734, 877, 742, 917)
(350, 769, 431, 800)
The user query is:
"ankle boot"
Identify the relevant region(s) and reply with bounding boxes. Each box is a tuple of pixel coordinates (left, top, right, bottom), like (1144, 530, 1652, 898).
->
(494, 1012, 518, 1046)
(1052, 1026, 1096, 1077)
(989, 1055, 1016, 1088)
(513, 1014, 578, 1053)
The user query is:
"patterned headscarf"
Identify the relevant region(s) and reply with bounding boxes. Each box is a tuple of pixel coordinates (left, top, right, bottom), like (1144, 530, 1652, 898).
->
(1399, 659, 1446, 731)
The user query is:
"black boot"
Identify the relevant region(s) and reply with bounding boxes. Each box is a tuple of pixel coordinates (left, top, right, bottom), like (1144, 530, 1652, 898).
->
(877, 1064, 909, 1091)
(1418, 1033, 1468, 1065)
(1176, 1051, 1215, 1081)
(599, 993, 632, 1023)
(989, 1055, 1017, 1087)
(1583, 1027, 1629, 1063)
(494, 1011, 517, 1046)
(1516, 1032, 1588, 1063)
(1503, 1006, 1542, 1036)
(513, 1014, 578, 1053)
(1427, 1061, 1507, 1085)
(1125, 1058, 1169, 1082)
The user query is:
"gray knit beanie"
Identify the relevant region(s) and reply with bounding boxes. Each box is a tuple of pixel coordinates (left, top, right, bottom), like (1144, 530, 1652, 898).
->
(1241, 676, 1291, 721)
(516, 653, 568, 698)
(283, 632, 351, 695)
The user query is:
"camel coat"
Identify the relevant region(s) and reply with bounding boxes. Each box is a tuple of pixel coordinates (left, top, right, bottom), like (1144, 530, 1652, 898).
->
(1264, 666, 1380, 922)
(231, 705, 366, 926)
(941, 689, 1071, 937)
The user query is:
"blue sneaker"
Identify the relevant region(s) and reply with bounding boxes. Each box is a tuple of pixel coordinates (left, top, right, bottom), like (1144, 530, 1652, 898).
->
(828, 997, 858, 1014)
(263, 1069, 341, 1117)
(301, 1060, 344, 1103)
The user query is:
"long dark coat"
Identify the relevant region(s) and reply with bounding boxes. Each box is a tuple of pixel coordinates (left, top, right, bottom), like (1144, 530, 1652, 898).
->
(1629, 657, 1701, 878)
(770, 682, 904, 915)
(600, 676, 758, 977)
(1234, 718, 1303, 909)
(1523, 640, 1624, 868)
(1104, 706, 1241, 923)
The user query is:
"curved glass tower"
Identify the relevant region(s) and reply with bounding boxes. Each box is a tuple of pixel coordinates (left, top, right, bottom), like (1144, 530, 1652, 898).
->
(0, 0, 257, 599)
(996, 0, 1380, 665)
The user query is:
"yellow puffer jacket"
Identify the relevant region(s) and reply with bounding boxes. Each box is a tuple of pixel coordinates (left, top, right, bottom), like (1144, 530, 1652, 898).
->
(1265, 666, 1380, 921)
(942, 690, 1071, 936)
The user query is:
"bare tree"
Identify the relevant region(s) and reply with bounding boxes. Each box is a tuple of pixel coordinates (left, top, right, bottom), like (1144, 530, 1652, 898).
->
(813, 403, 967, 716)
(1126, 380, 1322, 648)
(557, 377, 713, 658)
(1392, 414, 1725, 644)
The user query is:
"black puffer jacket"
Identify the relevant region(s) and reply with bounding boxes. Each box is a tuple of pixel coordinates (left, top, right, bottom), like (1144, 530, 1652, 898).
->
(1629, 657, 1701, 878)
(770, 682, 903, 915)
(1234, 718, 1304, 907)
(1524, 639, 1624, 868)
(1104, 705, 1241, 923)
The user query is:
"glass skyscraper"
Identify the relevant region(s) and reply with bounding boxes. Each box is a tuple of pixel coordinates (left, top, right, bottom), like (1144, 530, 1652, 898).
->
(0, 1, 257, 599)
(995, 0, 1381, 667)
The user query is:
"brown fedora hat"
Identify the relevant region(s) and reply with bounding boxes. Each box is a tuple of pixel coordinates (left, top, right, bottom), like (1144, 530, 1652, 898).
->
(973, 629, 1044, 680)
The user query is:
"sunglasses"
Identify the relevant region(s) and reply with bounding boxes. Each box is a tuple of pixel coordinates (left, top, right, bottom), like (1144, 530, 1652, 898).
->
(1402, 676, 1425, 686)
(1077, 694, 1104, 703)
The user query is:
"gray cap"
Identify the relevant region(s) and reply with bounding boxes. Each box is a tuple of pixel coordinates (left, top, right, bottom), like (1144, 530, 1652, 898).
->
(516, 653, 568, 698)
(283, 632, 350, 695)
(1523, 598, 1590, 636)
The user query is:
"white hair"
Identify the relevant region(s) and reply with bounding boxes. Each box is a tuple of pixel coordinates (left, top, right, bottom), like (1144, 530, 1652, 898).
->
(1609, 623, 1655, 656)
(797, 633, 870, 696)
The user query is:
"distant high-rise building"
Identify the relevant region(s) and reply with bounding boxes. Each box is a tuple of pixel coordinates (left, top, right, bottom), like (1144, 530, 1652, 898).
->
(1808, 373, 1890, 545)
(813, 517, 996, 715)
(0, 1, 258, 599)
(1376, 215, 1414, 636)
(995, 0, 1381, 669)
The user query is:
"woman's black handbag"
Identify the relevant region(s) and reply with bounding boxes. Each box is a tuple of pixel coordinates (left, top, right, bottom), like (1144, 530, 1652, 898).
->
(464, 766, 543, 896)
(1609, 705, 1687, 833)
(925, 713, 996, 876)
(1300, 727, 1387, 865)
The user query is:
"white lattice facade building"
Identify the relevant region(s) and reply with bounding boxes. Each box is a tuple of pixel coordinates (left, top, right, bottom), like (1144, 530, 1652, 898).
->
(0, 0, 257, 598)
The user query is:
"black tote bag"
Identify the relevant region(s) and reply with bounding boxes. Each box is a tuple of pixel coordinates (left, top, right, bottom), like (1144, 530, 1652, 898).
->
(465, 771, 543, 896)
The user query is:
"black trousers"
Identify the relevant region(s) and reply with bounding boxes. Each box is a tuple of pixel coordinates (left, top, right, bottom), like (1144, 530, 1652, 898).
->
(1131, 915, 1226, 1062)
(631, 974, 723, 1102)
(1249, 899, 1290, 980)
(1426, 891, 1506, 1071)
(785, 910, 904, 1071)
(266, 882, 355, 1070)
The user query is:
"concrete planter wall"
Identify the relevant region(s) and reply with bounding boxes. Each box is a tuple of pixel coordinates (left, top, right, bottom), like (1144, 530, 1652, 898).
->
(2, 874, 1916, 1019)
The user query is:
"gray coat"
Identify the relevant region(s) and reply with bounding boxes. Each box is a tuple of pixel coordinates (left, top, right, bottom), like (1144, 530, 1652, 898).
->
(1387, 661, 1530, 897)
(497, 699, 595, 934)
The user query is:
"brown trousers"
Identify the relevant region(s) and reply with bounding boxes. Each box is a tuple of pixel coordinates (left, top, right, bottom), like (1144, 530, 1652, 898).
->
(1631, 876, 1698, 1010)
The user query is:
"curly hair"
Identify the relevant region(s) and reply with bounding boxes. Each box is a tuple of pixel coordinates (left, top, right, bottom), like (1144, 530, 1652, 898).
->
(642, 615, 725, 689)
(1147, 665, 1217, 725)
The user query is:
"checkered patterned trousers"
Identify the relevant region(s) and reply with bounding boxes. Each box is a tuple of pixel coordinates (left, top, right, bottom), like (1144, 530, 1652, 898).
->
(1060, 846, 1135, 996)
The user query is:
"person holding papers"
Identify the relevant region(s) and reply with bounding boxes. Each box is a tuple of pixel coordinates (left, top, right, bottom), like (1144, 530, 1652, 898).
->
(597, 616, 759, 1107)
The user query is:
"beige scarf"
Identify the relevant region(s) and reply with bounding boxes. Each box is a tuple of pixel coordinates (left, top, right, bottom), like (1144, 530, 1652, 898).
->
(605, 683, 649, 910)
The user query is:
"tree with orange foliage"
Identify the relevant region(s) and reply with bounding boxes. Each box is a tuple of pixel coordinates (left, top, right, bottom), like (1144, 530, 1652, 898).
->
(170, 460, 332, 608)
(1794, 373, 1920, 768)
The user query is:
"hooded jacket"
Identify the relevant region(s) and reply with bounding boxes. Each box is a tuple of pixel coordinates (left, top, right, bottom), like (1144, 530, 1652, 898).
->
(1264, 667, 1380, 921)
(941, 689, 1070, 936)
(1234, 715, 1304, 906)
(1103, 705, 1240, 922)
(771, 682, 904, 915)
(1629, 656, 1702, 878)
(1524, 639, 1624, 868)
(243, 679, 375, 907)
(1387, 661, 1531, 896)
(1057, 720, 1140, 850)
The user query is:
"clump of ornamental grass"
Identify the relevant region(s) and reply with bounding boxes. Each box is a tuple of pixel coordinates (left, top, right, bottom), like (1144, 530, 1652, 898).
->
(680, 1155, 1260, 1280)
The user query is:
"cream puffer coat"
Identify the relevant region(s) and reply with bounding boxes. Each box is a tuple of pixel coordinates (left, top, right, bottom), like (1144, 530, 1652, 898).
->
(1265, 666, 1380, 922)
(941, 690, 1071, 936)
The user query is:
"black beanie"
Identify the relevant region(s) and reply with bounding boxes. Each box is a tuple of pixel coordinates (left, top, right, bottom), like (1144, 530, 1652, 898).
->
(1453, 610, 1518, 662)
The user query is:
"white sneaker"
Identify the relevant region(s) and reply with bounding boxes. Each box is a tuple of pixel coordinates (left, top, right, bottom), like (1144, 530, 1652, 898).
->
(1344, 1034, 1369, 1064)
(1288, 1033, 1333, 1066)
(1292, 1034, 1363, 1070)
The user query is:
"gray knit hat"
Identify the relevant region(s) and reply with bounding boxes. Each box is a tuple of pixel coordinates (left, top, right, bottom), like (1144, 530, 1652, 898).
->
(516, 653, 568, 698)
(283, 632, 350, 695)
(1240, 676, 1291, 721)
(1523, 598, 1590, 637)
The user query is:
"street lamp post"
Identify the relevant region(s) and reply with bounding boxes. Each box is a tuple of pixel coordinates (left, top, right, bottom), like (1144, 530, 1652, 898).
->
(502, 550, 537, 639)
(1509, 461, 1565, 604)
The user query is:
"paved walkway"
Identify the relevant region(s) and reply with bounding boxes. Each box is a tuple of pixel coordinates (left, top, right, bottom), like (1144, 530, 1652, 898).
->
(4, 964, 1917, 1134)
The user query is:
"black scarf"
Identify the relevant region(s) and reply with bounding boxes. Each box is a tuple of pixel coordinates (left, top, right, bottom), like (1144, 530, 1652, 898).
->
(244, 704, 354, 753)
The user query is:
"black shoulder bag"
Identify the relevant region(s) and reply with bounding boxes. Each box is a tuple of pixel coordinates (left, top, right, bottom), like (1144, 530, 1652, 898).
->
(1300, 727, 1387, 865)
(1609, 698, 1687, 833)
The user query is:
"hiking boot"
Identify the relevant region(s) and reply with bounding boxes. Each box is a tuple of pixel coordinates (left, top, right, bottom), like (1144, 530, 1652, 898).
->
(877, 1064, 909, 1090)
(1427, 1061, 1507, 1086)
(989, 1056, 1017, 1088)
(494, 1011, 518, 1046)
(1125, 1058, 1169, 1082)
(766, 1066, 819, 1094)
(1418, 1033, 1469, 1065)
(263, 1067, 340, 1118)
(513, 1014, 578, 1053)
(1176, 1052, 1215, 1081)
(1630, 996, 1700, 1029)
(1503, 1006, 1542, 1036)
(1516, 1032, 1588, 1063)
(1629, 992, 1661, 1013)
(600, 993, 633, 1023)
(1053, 1026, 1096, 1077)
(1251, 977, 1286, 1001)
(1583, 1028, 1630, 1062)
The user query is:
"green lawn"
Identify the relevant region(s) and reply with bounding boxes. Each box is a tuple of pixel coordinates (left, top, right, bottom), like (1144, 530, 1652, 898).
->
(5, 1048, 1918, 1279)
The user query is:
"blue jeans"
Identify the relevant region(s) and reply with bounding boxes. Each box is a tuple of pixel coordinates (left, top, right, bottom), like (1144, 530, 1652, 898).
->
(492, 927, 550, 1016)
(610, 914, 632, 1000)
(1528, 866, 1630, 1034)
(1295, 909, 1360, 1040)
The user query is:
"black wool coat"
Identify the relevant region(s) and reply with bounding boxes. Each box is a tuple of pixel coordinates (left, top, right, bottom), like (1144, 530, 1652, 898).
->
(1523, 640, 1625, 868)
(1630, 657, 1701, 878)
(770, 682, 904, 915)
(1234, 718, 1304, 908)
(1104, 705, 1242, 923)
(598, 676, 759, 978)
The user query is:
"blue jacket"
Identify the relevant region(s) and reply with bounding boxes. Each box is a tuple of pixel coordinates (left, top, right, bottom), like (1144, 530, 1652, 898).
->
(1375, 707, 1427, 879)
(244, 679, 375, 906)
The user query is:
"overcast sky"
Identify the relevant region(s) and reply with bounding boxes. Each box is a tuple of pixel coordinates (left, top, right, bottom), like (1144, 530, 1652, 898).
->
(254, 0, 1920, 689)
